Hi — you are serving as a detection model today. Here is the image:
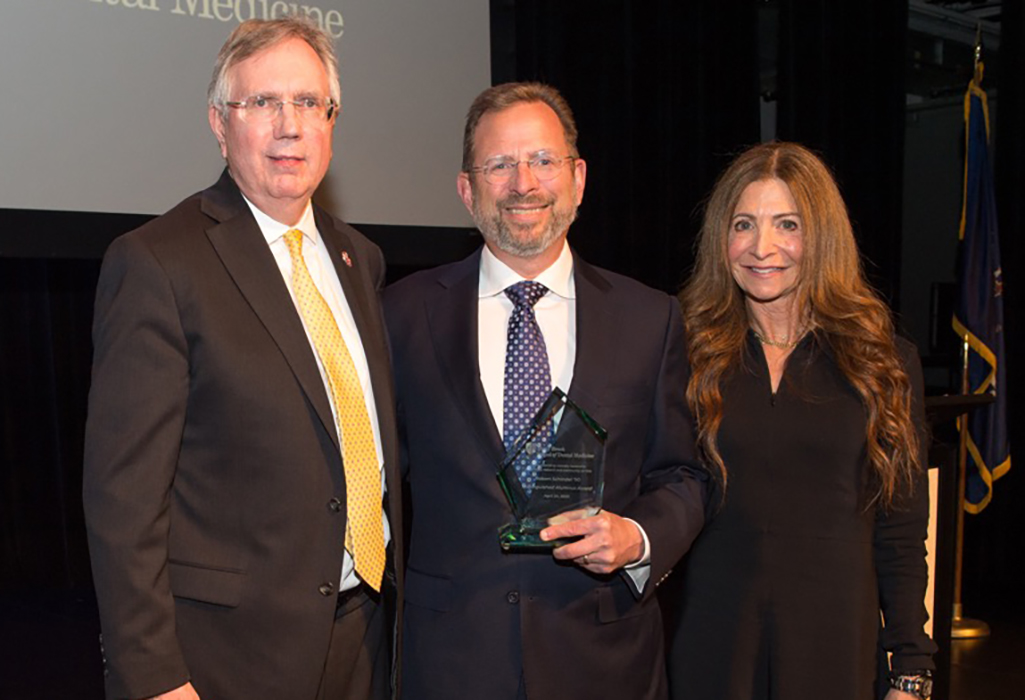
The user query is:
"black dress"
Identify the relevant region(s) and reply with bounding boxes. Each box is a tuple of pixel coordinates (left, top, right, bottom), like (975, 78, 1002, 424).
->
(666, 332, 936, 700)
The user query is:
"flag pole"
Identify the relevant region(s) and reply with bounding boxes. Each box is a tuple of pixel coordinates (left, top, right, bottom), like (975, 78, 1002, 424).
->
(951, 336, 991, 641)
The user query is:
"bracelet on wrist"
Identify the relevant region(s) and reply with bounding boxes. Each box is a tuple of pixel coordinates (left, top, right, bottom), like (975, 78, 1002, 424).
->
(889, 669, 933, 699)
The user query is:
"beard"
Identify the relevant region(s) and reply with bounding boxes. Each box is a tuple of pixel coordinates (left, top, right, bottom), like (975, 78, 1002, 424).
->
(471, 189, 579, 259)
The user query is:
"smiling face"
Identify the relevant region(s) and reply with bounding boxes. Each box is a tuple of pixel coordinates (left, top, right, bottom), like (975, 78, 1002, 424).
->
(208, 37, 335, 225)
(457, 101, 586, 274)
(728, 178, 804, 313)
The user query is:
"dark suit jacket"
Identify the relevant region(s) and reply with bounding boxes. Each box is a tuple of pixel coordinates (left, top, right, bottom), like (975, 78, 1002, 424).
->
(83, 171, 403, 700)
(382, 249, 705, 700)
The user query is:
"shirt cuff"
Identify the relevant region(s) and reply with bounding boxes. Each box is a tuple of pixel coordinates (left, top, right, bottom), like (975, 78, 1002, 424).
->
(622, 517, 651, 592)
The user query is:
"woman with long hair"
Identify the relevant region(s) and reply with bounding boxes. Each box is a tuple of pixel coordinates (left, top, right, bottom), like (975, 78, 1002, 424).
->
(666, 142, 936, 700)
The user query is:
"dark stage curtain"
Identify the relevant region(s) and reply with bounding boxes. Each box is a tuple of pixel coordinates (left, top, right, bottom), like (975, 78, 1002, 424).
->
(1, 209, 148, 593)
(777, 0, 909, 305)
(490, 0, 762, 294)
(1, 258, 99, 591)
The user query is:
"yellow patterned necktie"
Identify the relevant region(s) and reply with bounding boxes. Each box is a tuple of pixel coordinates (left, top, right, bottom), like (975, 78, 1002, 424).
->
(284, 229, 385, 591)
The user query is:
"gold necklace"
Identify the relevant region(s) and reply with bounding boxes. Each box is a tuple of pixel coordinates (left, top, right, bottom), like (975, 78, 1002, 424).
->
(751, 328, 804, 350)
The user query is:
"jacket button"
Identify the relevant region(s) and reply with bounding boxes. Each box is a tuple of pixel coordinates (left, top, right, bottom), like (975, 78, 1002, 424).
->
(319, 582, 336, 597)
(506, 591, 520, 604)
(328, 497, 343, 513)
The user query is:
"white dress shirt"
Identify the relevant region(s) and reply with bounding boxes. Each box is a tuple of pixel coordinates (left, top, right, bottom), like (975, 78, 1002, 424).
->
(478, 241, 577, 427)
(477, 242, 651, 589)
(244, 196, 390, 591)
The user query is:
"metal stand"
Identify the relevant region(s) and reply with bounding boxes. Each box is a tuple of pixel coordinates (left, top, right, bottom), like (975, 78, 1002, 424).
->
(951, 603, 991, 639)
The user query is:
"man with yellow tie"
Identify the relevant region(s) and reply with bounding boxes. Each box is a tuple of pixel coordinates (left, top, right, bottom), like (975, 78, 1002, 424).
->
(83, 17, 401, 700)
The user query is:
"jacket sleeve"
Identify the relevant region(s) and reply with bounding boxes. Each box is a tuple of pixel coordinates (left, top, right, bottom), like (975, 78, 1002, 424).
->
(621, 295, 709, 599)
(873, 339, 938, 672)
(83, 233, 192, 699)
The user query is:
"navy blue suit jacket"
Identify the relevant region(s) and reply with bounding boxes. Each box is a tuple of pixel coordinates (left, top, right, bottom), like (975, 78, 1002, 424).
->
(384, 248, 705, 700)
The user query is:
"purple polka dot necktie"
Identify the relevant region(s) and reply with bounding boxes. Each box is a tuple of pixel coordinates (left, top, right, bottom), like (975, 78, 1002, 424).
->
(503, 280, 553, 494)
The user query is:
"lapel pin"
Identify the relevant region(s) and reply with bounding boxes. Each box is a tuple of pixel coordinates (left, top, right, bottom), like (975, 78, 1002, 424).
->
(341, 250, 353, 267)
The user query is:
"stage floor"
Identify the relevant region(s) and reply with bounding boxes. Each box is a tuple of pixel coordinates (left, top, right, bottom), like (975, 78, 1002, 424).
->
(0, 589, 1020, 699)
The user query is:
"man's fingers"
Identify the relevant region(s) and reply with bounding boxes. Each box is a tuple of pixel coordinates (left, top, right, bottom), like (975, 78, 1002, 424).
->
(551, 538, 594, 561)
(541, 512, 607, 541)
(546, 508, 595, 526)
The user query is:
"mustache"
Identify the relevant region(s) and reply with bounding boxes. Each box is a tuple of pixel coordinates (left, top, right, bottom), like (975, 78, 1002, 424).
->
(498, 193, 553, 208)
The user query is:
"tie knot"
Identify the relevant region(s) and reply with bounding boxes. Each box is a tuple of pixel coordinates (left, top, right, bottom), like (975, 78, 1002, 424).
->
(505, 280, 549, 309)
(283, 229, 304, 257)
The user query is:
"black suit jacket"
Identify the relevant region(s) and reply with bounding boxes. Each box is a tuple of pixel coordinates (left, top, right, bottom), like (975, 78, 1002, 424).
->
(83, 171, 403, 700)
(383, 249, 705, 700)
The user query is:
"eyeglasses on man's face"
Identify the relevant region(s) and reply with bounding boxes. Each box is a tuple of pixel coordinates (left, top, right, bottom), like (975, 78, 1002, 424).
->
(467, 153, 575, 185)
(223, 95, 337, 123)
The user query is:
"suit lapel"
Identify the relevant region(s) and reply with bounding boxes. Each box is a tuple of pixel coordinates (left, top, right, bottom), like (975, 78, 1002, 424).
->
(567, 254, 614, 409)
(317, 211, 380, 362)
(202, 174, 339, 451)
(426, 252, 505, 465)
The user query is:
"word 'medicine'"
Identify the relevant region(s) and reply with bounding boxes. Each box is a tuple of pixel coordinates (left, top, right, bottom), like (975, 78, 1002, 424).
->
(91, 0, 345, 39)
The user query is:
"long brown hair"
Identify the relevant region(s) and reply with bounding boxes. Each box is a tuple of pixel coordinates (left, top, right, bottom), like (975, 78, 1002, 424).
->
(681, 142, 919, 506)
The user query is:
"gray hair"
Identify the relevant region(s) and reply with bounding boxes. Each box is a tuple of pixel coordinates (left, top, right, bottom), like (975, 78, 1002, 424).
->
(208, 16, 340, 113)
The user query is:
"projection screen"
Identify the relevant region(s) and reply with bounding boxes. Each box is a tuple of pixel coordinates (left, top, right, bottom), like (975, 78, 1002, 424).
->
(0, 0, 489, 228)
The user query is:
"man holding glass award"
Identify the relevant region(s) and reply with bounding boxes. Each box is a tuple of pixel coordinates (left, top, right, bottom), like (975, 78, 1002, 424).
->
(383, 82, 707, 700)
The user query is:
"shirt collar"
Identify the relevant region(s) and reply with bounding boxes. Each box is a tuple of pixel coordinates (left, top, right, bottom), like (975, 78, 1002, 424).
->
(479, 240, 575, 300)
(241, 194, 319, 247)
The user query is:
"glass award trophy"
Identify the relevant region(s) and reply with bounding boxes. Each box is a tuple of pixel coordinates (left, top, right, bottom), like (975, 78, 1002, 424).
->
(497, 388, 607, 552)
